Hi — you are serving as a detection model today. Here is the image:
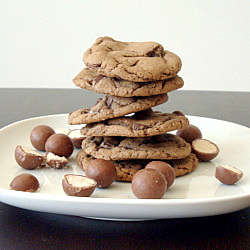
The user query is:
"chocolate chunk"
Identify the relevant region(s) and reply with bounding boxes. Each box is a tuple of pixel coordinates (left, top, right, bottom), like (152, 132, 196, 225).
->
(113, 77, 122, 81)
(93, 75, 105, 83)
(134, 137, 148, 144)
(133, 109, 155, 119)
(86, 80, 93, 86)
(147, 51, 159, 57)
(102, 139, 115, 148)
(146, 45, 163, 57)
(88, 63, 101, 69)
(132, 123, 148, 130)
(101, 137, 120, 148)
(92, 136, 103, 146)
(95, 98, 102, 106)
(106, 96, 113, 108)
(153, 134, 168, 143)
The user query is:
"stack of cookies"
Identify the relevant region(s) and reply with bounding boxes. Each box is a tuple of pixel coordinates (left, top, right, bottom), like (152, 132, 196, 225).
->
(69, 37, 198, 182)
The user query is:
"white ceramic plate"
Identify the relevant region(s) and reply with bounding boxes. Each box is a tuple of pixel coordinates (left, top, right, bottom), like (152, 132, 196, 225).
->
(0, 114, 249, 220)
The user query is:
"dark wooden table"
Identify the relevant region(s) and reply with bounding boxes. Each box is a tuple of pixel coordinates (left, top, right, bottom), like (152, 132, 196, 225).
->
(0, 89, 249, 249)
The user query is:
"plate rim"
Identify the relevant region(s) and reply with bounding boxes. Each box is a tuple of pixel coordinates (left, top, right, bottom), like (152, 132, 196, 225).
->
(1, 187, 250, 204)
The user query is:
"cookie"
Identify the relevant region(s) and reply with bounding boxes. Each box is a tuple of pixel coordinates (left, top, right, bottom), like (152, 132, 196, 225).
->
(73, 68, 184, 97)
(68, 94, 168, 125)
(80, 109, 189, 137)
(76, 149, 198, 181)
(83, 37, 182, 82)
(76, 149, 143, 182)
(81, 134, 191, 161)
(170, 153, 198, 177)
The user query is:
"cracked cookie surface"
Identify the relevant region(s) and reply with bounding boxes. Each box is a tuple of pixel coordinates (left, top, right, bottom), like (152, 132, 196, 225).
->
(68, 94, 168, 124)
(76, 149, 198, 181)
(83, 37, 182, 82)
(80, 109, 189, 137)
(73, 68, 184, 97)
(81, 133, 191, 161)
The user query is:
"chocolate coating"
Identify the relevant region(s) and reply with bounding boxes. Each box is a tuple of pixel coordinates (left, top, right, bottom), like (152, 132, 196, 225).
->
(10, 173, 39, 192)
(145, 161, 175, 188)
(131, 168, 167, 199)
(30, 125, 55, 151)
(45, 133, 74, 158)
(215, 165, 243, 185)
(176, 124, 202, 144)
(85, 159, 117, 188)
(15, 145, 46, 170)
(192, 138, 219, 161)
(62, 174, 97, 197)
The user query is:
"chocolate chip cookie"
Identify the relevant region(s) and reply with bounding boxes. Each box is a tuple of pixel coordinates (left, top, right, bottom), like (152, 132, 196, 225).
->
(77, 149, 198, 181)
(170, 153, 199, 177)
(76, 149, 143, 182)
(83, 37, 182, 82)
(68, 94, 168, 125)
(80, 109, 189, 137)
(81, 134, 191, 161)
(73, 68, 184, 97)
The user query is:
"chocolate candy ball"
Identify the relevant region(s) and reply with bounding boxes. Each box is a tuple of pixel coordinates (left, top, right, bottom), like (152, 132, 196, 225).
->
(192, 138, 219, 162)
(215, 165, 243, 185)
(176, 124, 202, 144)
(15, 145, 46, 170)
(30, 125, 55, 151)
(10, 173, 39, 192)
(45, 133, 74, 158)
(145, 161, 175, 188)
(85, 159, 117, 188)
(62, 174, 97, 197)
(131, 169, 167, 199)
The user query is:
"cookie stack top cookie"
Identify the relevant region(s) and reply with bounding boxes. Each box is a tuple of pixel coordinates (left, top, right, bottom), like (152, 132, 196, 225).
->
(83, 36, 182, 82)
